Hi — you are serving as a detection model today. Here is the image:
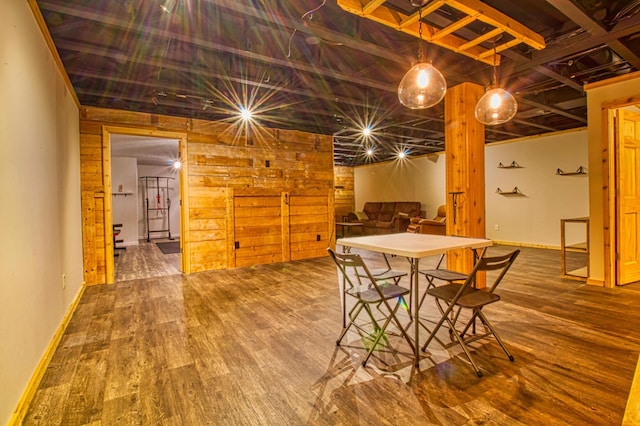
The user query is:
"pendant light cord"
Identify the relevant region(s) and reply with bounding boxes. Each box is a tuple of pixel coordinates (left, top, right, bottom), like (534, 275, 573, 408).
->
(492, 42, 498, 88)
(417, 7, 424, 62)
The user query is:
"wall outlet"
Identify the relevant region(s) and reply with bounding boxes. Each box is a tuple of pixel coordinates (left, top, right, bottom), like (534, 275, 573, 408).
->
(494, 224, 500, 231)
(62, 273, 67, 289)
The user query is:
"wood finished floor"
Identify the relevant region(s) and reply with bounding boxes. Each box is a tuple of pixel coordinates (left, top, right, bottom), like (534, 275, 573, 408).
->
(25, 245, 640, 425)
(114, 239, 180, 282)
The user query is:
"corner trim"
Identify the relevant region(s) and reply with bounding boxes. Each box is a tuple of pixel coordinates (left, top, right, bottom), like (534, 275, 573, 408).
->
(624, 354, 640, 425)
(9, 283, 87, 425)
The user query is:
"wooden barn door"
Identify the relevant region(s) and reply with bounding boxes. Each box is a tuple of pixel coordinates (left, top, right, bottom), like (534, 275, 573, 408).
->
(233, 194, 284, 267)
(289, 192, 331, 261)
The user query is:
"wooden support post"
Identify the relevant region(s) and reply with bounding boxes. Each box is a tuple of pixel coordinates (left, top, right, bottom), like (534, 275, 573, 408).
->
(444, 82, 486, 286)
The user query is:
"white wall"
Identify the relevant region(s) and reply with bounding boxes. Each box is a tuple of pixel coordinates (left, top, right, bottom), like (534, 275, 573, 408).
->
(0, 1, 83, 423)
(138, 165, 180, 240)
(354, 160, 424, 214)
(354, 128, 588, 248)
(111, 157, 139, 245)
(411, 154, 447, 219)
(485, 130, 588, 246)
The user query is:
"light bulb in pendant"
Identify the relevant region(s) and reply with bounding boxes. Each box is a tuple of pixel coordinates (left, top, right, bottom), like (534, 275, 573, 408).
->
(475, 87, 517, 125)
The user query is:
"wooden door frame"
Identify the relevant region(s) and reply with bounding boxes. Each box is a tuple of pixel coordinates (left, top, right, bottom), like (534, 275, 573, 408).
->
(102, 126, 190, 284)
(602, 96, 640, 287)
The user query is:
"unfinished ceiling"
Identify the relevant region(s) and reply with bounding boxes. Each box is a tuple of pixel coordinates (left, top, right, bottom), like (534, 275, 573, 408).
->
(35, 0, 640, 165)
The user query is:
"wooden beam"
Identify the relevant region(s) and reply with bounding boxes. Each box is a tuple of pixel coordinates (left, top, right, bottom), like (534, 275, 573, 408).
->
(431, 15, 478, 41)
(400, 0, 446, 28)
(362, 0, 387, 15)
(444, 82, 486, 286)
(446, 0, 545, 50)
(337, 0, 497, 65)
(338, 0, 546, 65)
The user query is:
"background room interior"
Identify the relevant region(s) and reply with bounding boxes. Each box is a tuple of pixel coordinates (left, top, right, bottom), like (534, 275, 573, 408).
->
(110, 135, 181, 245)
(3, 0, 640, 424)
(352, 128, 589, 247)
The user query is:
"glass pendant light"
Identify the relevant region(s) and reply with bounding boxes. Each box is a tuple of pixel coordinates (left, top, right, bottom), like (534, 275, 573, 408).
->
(398, 4, 446, 109)
(475, 46, 517, 125)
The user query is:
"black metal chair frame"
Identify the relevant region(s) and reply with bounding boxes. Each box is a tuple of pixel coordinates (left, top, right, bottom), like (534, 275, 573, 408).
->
(359, 252, 411, 312)
(328, 248, 415, 367)
(421, 249, 520, 377)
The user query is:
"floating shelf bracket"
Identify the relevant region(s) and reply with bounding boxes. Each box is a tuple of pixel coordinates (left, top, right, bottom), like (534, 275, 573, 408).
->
(557, 166, 587, 176)
(496, 186, 524, 196)
(498, 161, 522, 168)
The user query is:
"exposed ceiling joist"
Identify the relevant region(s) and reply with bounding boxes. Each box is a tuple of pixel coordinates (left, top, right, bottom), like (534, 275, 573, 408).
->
(35, 0, 638, 166)
(546, 0, 640, 69)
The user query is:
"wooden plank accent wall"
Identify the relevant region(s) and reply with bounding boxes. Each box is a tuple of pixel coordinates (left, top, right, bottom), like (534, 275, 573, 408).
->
(79, 107, 334, 284)
(334, 166, 355, 221)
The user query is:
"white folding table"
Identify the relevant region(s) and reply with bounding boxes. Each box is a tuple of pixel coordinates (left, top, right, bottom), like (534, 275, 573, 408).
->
(336, 232, 492, 367)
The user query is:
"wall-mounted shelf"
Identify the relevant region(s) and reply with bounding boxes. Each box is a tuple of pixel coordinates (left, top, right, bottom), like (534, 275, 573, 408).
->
(557, 166, 587, 176)
(112, 192, 134, 196)
(498, 161, 522, 169)
(496, 187, 524, 196)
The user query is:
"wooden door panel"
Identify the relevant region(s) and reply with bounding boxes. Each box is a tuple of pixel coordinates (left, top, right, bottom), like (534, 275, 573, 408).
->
(289, 194, 330, 260)
(617, 109, 640, 284)
(621, 212, 638, 262)
(233, 195, 282, 268)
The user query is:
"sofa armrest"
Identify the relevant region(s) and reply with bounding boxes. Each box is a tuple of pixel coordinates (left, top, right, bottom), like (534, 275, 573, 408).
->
(394, 212, 411, 232)
(417, 219, 446, 235)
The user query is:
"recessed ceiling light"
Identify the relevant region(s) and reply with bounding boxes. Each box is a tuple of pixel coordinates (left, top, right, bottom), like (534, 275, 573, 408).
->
(240, 107, 252, 121)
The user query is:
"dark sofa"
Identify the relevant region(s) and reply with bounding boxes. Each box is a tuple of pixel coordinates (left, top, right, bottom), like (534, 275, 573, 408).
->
(349, 201, 421, 235)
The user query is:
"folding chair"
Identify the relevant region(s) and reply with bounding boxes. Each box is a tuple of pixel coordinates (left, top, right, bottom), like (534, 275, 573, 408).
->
(358, 253, 410, 311)
(421, 249, 520, 377)
(420, 253, 468, 288)
(365, 253, 407, 285)
(328, 248, 415, 367)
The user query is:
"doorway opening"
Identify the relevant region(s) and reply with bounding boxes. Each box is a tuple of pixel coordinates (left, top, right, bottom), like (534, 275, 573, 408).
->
(106, 130, 188, 283)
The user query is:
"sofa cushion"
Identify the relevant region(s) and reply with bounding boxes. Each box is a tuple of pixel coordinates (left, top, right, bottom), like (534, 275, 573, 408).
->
(393, 201, 421, 218)
(362, 219, 378, 228)
(378, 203, 396, 222)
(375, 221, 393, 229)
(357, 201, 422, 235)
(363, 202, 382, 221)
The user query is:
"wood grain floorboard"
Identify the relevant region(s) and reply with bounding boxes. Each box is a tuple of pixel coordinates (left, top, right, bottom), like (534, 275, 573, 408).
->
(114, 240, 180, 282)
(24, 245, 640, 425)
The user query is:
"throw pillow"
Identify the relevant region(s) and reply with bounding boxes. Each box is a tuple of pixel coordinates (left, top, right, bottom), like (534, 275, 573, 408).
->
(354, 211, 369, 221)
